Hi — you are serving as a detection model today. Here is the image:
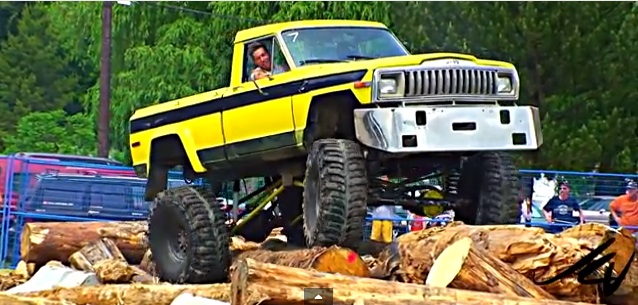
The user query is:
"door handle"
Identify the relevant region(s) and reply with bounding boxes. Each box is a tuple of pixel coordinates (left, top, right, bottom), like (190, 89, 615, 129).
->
(232, 86, 243, 92)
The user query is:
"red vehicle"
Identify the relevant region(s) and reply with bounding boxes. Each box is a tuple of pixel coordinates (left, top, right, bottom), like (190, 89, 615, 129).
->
(0, 153, 137, 213)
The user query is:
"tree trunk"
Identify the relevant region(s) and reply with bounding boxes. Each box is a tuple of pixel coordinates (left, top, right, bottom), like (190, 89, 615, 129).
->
(426, 237, 554, 299)
(558, 223, 638, 305)
(230, 258, 596, 305)
(15, 283, 230, 305)
(235, 245, 370, 277)
(21, 221, 147, 266)
(393, 224, 603, 303)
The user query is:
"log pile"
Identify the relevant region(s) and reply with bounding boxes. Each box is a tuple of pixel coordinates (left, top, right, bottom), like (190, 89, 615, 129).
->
(1, 220, 637, 305)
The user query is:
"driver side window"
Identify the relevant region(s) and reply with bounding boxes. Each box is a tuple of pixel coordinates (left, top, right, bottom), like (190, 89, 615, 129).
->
(243, 36, 290, 83)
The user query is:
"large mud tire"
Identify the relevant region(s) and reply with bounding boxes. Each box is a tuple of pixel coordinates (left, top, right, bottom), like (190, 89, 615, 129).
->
(149, 185, 230, 284)
(303, 139, 368, 248)
(455, 152, 519, 225)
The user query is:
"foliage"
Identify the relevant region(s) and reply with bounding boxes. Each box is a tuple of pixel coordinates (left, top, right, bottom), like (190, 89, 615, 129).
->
(3, 110, 96, 155)
(0, 2, 635, 174)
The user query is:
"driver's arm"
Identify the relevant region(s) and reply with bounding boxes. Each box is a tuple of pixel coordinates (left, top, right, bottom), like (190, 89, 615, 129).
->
(250, 67, 269, 81)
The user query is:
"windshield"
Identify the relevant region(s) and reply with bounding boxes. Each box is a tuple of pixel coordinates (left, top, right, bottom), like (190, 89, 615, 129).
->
(281, 27, 409, 67)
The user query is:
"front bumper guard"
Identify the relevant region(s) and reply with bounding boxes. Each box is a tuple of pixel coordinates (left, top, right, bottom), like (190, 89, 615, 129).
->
(354, 105, 543, 153)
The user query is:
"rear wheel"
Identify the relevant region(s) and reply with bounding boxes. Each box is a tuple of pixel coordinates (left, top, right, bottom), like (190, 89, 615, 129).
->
(149, 186, 230, 283)
(303, 139, 368, 248)
(455, 152, 519, 225)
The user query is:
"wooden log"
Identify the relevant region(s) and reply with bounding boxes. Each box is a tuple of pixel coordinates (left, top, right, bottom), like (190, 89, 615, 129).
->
(0, 273, 28, 292)
(425, 237, 555, 298)
(20, 221, 147, 266)
(16, 283, 230, 305)
(13, 261, 30, 279)
(69, 238, 127, 271)
(138, 249, 156, 276)
(558, 223, 638, 305)
(0, 294, 73, 305)
(235, 245, 370, 277)
(230, 258, 596, 305)
(368, 242, 400, 280)
(393, 224, 602, 303)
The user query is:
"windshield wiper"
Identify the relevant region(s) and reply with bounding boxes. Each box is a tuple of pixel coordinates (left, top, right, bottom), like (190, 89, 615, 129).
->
(346, 55, 377, 60)
(299, 59, 347, 66)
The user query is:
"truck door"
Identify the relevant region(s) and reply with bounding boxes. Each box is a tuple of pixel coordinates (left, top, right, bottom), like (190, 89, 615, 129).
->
(222, 35, 296, 161)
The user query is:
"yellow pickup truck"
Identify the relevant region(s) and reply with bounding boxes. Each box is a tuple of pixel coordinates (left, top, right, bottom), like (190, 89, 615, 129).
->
(129, 19, 543, 284)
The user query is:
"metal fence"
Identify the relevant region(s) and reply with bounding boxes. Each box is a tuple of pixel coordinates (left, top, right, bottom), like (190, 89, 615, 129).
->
(362, 169, 638, 241)
(1, 156, 636, 266)
(0, 154, 199, 267)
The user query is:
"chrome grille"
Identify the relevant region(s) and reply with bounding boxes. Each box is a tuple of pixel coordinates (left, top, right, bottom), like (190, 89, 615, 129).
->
(405, 69, 497, 97)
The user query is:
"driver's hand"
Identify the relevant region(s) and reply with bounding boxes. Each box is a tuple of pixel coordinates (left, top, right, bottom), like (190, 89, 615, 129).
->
(251, 68, 270, 81)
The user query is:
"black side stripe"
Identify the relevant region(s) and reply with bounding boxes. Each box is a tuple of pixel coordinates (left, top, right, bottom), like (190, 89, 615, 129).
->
(129, 70, 367, 133)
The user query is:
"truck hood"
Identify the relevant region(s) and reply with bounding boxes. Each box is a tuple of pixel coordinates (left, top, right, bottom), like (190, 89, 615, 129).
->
(293, 52, 515, 77)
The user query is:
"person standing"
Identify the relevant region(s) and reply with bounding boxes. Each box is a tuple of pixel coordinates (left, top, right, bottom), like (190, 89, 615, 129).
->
(543, 181, 584, 228)
(370, 205, 396, 243)
(610, 181, 638, 232)
(408, 211, 426, 232)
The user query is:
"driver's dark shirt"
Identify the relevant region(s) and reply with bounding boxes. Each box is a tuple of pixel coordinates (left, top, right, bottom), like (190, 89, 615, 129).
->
(543, 196, 580, 223)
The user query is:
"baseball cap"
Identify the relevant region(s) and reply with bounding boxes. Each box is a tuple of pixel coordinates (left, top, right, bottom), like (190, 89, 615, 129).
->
(627, 181, 637, 190)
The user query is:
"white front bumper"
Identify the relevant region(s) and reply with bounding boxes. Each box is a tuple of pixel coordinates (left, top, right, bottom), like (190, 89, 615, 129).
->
(353, 105, 543, 153)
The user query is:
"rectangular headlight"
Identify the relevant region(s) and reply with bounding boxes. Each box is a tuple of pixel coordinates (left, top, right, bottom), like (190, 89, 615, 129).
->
(377, 73, 405, 99)
(496, 74, 513, 94)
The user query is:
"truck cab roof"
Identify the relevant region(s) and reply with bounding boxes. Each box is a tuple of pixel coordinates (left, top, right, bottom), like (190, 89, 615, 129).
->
(233, 19, 387, 43)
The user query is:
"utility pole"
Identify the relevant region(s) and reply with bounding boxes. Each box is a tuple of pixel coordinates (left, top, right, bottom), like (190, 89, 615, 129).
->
(98, 1, 113, 158)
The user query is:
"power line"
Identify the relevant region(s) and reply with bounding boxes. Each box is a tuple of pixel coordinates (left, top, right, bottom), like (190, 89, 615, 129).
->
(138, 1, 269, 25)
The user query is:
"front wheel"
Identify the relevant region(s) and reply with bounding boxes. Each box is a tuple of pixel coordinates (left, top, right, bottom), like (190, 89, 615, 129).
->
(148, 186, 230, 283)
(303, 139, 368, 248)
(455, 152, 519, 225)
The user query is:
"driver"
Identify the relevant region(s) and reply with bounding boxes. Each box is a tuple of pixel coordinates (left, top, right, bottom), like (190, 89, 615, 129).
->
(248, 41, 289, 81)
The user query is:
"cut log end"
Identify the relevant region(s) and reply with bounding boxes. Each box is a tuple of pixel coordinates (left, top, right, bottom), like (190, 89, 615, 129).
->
(19, 224, 35, 263)
(312, 247, 371, 277)
(426, 237, 471, 288)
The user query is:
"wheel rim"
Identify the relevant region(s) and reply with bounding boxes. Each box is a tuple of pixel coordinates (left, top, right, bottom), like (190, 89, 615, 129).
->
(304, 162, 321, 235)
(167, 223, 187, 261)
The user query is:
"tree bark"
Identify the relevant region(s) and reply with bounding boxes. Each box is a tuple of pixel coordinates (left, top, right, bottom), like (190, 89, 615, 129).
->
(20, 221, 147, 266)
(15, 283, 230, 305)
(235, 245, 370, 277)
(425, 237, 554, 299)
(393, 224, 603, 303)
(230, 258, 596, 305)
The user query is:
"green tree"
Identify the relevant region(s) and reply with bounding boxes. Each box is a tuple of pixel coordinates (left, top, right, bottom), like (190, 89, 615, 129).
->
(0, 3, 86, 149)
(3, 110, 96, 155)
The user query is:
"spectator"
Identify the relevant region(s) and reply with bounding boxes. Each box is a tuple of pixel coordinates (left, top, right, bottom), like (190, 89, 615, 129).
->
(610, 181, 638, 232)
(370, 205, 395, 243)
(543, 181, 584, 226)
(408, 211, 426, 232)
(520, 197, 533, 226)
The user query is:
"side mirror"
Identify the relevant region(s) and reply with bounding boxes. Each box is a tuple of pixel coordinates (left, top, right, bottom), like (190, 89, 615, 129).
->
(599, 209, 606, 214)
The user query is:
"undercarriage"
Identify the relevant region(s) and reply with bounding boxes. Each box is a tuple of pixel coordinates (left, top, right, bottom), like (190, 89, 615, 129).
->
(146, 146, 521, 284)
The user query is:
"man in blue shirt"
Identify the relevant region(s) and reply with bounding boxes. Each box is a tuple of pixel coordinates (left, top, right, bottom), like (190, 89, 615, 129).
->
(543, 181, 585, 225)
